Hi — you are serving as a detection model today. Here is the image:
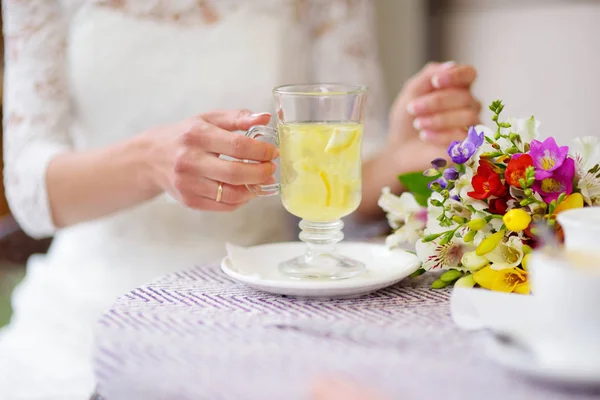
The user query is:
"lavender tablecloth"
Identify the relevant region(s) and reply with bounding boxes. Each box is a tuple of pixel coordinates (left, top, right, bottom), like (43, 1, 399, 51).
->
(94, 263, 600, 400)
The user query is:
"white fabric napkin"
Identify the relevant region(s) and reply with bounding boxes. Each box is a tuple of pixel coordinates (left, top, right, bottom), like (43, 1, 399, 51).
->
(225, 243, 262, 278)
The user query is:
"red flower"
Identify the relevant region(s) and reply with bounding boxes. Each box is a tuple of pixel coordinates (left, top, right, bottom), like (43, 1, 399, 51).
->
(468, 164, 507, 200)
(505, 154, 534, 187)
(489, 195, 510, 214)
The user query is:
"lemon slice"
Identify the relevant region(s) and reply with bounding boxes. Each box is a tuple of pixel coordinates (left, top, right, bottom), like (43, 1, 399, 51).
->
(324, 128, 357, 153)
(319, 170, 332, 206)
(294, 158, 320, 174)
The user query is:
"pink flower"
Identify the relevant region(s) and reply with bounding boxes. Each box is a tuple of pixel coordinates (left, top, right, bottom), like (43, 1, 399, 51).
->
(529, 137, 569, 180)
(532, 157, 575, 203)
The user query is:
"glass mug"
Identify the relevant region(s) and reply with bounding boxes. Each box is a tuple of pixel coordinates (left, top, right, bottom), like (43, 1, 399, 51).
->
(245, 84, 368, 280)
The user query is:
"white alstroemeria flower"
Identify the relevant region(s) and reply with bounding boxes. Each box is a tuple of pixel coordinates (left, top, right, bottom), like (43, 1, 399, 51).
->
(379, 187, 427, 247)
(507, 116, 540, 150)
(378, 187, 422, 229)
(385, 216, 425, 247)
(472, 124, 514, 154)
(486, 236, 524, 270)
(415, 233, 473, 272)
(453, 165, 487, 211)
(571, 136, 600, 206)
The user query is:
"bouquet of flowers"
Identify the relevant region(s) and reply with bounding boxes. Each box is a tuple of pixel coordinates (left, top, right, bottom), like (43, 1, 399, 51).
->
(379, 100, 600, 293)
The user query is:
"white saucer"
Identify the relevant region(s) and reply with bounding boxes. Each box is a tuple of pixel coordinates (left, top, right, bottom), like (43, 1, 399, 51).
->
(220, 242, 420, 299)
(485, 331, 600, 388)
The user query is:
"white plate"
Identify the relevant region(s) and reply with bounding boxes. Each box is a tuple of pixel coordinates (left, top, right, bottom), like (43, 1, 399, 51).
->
(485, 331, 600, 388)
(220, 242, 420, 299)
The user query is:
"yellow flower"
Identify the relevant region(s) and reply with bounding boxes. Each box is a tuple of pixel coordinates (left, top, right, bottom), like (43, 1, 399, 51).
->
(476, 230, 505, 256)
(553, 192, 584, 215)
(473, 265, 530, 294)
(503, 209, 531, 232)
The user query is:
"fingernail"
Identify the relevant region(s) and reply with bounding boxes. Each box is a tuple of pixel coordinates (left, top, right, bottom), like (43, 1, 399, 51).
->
(407, 100, 424, 116)
(419, 130, 433, 141)
(249, 112, 271, 118)
(432, 62, 455, 89)
(272, 148, 280, 159)
(271, 162, 277, 173)
(413, 118, 423, 130)
(441, 60, 456, 70)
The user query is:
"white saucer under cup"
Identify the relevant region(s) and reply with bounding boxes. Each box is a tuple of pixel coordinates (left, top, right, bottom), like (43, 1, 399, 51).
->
(221, 242, 420, 299)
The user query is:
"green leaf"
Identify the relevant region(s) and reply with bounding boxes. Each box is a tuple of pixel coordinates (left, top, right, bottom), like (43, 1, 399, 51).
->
(398, 171, 436, 207)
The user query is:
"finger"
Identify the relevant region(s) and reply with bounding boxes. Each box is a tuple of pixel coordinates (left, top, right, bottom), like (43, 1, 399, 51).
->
(413, 109, 479, 132)
(200, 157, 276, 185)
(432, 64, 477, 89)
(178, 195, 241, 212)
(419, 128, 469, 147)
(471, 99, 483, 114)
(402, 61, 446, 98)
(174, 176, 255, 205)
(407, 88, 474, 116)
(200, 109, 271, 132)
(182, 123, 278, 161)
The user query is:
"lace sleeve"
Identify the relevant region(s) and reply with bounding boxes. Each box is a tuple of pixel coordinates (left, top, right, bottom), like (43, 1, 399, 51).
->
(307, 0, 388, 159)
(2, 0, 72, 238)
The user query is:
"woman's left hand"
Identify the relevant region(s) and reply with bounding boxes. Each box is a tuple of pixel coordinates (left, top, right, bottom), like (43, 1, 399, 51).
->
(357, 62, 480, 218)
(387, 61, 481, 169)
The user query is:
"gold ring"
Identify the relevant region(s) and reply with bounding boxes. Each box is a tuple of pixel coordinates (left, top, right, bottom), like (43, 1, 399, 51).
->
(216, 182, 223, 203)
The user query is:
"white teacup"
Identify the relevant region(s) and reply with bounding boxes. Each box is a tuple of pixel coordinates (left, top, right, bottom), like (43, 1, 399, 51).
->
(527, 207, 600, 370)
(557, 207, 600, 260)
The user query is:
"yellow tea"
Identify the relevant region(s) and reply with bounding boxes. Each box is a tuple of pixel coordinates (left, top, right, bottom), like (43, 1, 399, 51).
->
(279, 122, 362, 221)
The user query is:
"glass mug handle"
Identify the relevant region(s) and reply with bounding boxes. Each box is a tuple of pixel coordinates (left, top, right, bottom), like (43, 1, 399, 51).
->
(244, 125, 280, 196)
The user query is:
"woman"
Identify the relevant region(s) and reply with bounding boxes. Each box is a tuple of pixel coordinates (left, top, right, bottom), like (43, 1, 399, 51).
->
(0, 0, 479, 398)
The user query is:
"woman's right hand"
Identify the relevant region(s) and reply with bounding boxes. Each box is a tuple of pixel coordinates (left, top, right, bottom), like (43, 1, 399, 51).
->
(147, 109, 278, 211)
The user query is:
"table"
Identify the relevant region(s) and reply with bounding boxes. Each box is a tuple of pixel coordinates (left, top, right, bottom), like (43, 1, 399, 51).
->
(94, 263, 600, 400)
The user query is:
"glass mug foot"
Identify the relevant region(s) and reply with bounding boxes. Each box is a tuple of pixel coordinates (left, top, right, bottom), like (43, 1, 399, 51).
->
(278, 220, 366, 280)
(279, 253, 366, 280)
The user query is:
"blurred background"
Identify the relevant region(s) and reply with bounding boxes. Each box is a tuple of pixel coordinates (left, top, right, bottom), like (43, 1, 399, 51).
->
(1, 0, 599, 327)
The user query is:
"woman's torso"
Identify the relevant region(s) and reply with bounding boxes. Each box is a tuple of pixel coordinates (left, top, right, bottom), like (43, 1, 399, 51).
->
(55, 0, 317, 281)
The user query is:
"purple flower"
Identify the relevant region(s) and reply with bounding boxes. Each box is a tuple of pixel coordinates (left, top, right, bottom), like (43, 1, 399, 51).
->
(532, 157, 575, 203)
(529, 137, 569, 180)
(447, 126, 484, 164)
(442, 168, 459, 181)
(431, 158, 447, 169)
(428, 178, 448, 191)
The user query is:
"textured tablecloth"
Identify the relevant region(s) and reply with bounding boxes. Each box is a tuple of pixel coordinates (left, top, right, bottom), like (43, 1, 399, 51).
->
(94, 263, 600, 400)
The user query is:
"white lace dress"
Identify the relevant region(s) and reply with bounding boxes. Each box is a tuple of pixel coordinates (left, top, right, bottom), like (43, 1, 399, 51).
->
(0, 0, 387, 398)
